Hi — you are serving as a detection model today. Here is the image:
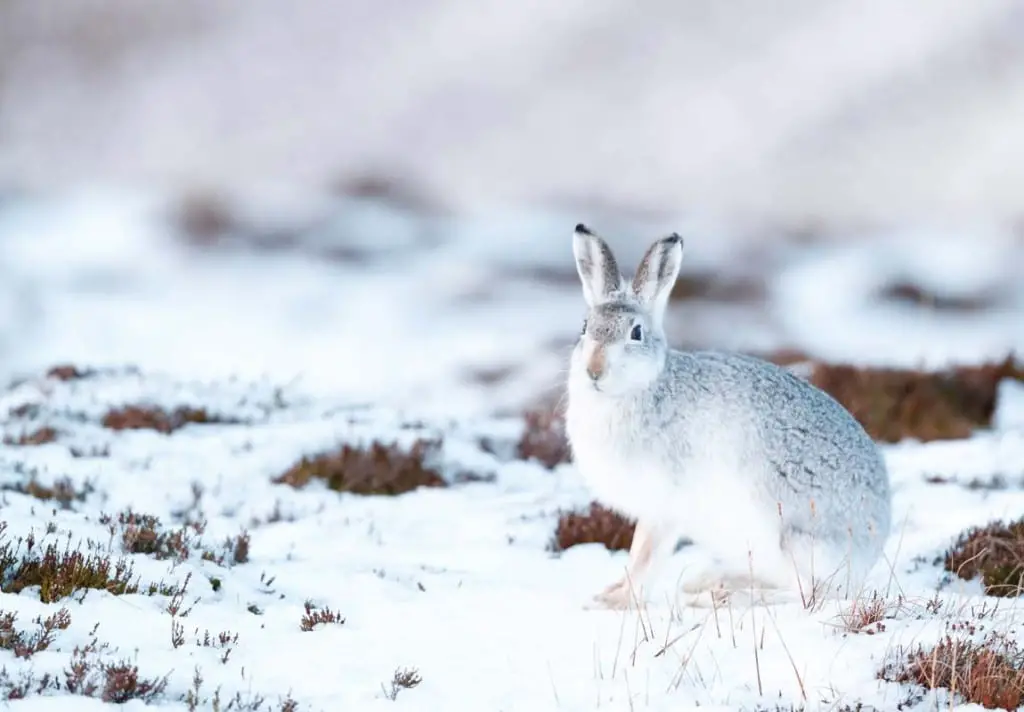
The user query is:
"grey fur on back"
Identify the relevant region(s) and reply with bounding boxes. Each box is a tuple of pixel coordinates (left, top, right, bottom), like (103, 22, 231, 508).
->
(654, 349, 891, 550)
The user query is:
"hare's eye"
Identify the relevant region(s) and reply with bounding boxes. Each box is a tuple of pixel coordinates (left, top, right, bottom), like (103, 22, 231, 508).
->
(581, 319, 588, 336)
(630, 324, 643, 341)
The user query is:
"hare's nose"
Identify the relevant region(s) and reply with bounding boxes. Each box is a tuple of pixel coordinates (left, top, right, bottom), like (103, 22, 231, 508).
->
(586, 346, 606, 381)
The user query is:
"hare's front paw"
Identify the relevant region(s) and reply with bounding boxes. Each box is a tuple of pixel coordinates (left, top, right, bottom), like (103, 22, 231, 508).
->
(585, 578, 636, 610)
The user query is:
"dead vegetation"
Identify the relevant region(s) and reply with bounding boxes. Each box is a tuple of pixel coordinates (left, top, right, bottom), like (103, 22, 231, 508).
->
(382, 667, 422, 701)
(835, 593, 899, 635)
(101, 405, 237, 434)
(102, 508, 251, 567)
(104, 510, 202, 562)
(0, 625, 169, 703)
(184, 666, 302, 711)
(942, 518, 1024, 597)
(0, 529, 138, 603)
(807, 356, 1023, 443)
(45, 364, 94, 381)
(274, 439, 446, 496)
(878, 281, 999, 313)
(881, 632, 1024, 710)
(1, 476, 92, 508)
(517, 407, 570, 468)
(668, 270, 766, 303)
(551, 502, 635, 553)
(0, 608, 72, 658)
(2, 426, 58, 446)
(300, 602, 345, 631)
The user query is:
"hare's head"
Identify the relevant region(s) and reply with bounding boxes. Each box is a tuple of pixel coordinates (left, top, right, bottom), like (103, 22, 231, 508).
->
(569, 224, 683, 396)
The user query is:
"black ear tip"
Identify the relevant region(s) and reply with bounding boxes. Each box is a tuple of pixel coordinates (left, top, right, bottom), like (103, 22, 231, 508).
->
(574, 223, 593, 236)
(665, 232, 683, 245)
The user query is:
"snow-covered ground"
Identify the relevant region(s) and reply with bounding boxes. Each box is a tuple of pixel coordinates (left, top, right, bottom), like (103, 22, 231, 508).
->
(0, 191, 1021, 416)
(0, 357, 1022, 710)
(0, 192, 1022, 710)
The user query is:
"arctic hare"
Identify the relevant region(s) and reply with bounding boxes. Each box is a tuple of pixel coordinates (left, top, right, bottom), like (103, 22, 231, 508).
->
(564, 224, 892, 609)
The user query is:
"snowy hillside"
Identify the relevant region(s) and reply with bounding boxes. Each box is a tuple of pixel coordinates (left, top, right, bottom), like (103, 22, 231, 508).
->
(0, 359, 1022, 710)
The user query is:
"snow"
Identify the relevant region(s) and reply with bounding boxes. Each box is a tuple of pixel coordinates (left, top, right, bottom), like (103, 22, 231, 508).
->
(0, 193, 1022, 710)
(0, 367, 1022, 710)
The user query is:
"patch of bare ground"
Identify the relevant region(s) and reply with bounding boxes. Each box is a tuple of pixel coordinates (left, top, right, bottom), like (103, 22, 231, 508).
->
(101, 404, 239, 434)
(942, 517, 1024, 597)
(274, 439, 446, 496)
(881, 631, 1024, 710)
(550, 502, 635, 553)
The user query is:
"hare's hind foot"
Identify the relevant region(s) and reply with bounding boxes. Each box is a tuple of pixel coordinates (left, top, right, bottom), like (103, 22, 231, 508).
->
(678, 573, 787, 609)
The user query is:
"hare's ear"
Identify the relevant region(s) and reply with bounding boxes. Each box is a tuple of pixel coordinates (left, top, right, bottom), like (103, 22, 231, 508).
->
(632, 233, 683, 322)
(572, 224, 624, 306)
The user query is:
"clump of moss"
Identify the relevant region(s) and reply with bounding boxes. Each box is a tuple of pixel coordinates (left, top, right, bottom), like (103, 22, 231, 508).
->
(808, 356, 1023, 443)
(274, 439, 446, 495)
(942, 518, 1024, 597)
(551, 502, 635, 553)
(101, 405, 234, 434)
(517, 407, 570, 469)
(881, 632, 1024, 710)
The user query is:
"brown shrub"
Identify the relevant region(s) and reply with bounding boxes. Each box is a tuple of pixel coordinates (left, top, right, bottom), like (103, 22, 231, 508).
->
(942, 518, 1024, 597)
(3, 427, 58, 446)
(1, 477, 90, 508)
(0, 528, 138, 603)
(551, 502, 635, 553)
(63, 635, 170, 704)
(106, 510, 200, 562)
(300, 602, 345, 631)
(0, 608, 71, 658)
(382, 667, 422, 701)
(101, 405, 234, 434)
(879, 281, 998, 313)
(669, 270, 765, 303)
(837, 592, 896, 635)
(46, 365, 92, 381)
(517, 407, 570, 469)
(807, 356, 1023, 443)
(274, 439, 446, 495)
(881, 632, 1024, 710)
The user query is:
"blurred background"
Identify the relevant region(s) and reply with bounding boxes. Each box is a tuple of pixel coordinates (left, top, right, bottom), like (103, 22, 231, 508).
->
(0, 0, 1022, 415)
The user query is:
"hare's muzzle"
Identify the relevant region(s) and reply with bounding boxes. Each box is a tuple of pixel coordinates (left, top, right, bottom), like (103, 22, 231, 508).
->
(586, 344, 606, 381)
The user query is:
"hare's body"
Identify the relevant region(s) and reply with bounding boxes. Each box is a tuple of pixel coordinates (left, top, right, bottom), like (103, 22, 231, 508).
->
(565, 225, 892, 608)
